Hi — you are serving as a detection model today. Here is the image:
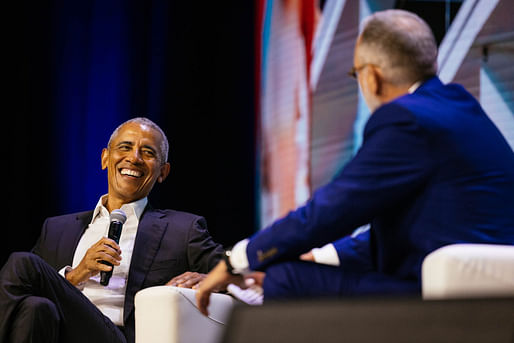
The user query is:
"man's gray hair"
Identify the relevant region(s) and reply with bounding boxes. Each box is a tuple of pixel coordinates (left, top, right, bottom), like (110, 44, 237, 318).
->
(108, 117, 169, 164)
(357, 9, 438, 85)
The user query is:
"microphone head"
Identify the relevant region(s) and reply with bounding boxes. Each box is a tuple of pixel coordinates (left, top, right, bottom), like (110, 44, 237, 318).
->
(110, 209, 127, 224)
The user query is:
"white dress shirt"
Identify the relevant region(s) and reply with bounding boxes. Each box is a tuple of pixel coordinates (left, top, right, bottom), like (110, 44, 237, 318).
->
(59, 195, 147, 325)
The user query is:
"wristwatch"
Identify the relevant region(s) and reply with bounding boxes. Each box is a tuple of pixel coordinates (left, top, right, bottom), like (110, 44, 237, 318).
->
(223, 249, 237, 275)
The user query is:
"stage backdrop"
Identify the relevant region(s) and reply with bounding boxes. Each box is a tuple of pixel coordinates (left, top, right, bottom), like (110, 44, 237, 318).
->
(255, 0, 514, 234)
(4, 1, 256, 265)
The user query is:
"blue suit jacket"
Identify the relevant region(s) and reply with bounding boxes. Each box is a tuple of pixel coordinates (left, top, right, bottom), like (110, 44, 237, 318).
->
(247, 77, 514, 292)
(32, 205, 223, 343)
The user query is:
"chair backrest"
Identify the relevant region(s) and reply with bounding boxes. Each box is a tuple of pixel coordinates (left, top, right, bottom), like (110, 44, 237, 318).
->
(422, 243, 514, 299)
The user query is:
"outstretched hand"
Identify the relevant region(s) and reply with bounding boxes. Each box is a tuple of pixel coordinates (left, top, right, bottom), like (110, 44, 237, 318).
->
(299, 250, 315, 262)
(195, 261, 244, 316)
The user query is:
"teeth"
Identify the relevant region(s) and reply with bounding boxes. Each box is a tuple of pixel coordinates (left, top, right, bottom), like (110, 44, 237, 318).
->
(121, 169, 142, 177)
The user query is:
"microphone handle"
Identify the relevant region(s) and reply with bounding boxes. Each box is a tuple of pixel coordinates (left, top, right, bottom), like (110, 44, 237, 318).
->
(100, 221, 123, 286)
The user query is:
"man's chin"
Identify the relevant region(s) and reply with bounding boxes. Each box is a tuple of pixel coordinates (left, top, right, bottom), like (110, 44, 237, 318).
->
(113, 189, 145, 204)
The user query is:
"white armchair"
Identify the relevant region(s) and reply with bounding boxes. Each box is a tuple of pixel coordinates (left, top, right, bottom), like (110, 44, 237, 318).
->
(134, 286, 238, 343)
(422, 243, 514, 299)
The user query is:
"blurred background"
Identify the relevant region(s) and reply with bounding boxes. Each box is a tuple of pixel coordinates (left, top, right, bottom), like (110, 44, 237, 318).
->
(3, 0, 513, 266)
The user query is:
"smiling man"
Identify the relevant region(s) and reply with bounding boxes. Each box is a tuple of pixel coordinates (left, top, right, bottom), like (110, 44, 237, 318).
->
(102, 119, 171, 210)
(0, 117, 223, 343)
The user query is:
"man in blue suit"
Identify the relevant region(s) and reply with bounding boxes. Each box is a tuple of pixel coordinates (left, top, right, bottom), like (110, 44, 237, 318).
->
(196, 9, 514, 312)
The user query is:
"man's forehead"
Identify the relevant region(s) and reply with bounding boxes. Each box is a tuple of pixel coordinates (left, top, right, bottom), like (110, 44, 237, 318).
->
(111, 123, 160, 146)
(116, 123, 156, 138)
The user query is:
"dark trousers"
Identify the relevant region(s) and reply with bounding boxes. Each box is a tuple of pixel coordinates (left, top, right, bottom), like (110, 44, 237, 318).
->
(262, 260, 420, 301)
(0, 252, 126, 343)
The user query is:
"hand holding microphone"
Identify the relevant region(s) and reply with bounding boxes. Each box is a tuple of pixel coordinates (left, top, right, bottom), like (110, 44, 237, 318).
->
(65, 210, 126, 287)
(100, 209, 127, 286)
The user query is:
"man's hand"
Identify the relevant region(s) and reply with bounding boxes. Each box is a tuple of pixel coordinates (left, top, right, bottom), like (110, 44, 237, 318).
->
(66, 237, 122, 286)
(195, 261, 244, 316)
(299, 251, 315, 262)
(166, 272, 206, 289)
(244, 271, 266, 287)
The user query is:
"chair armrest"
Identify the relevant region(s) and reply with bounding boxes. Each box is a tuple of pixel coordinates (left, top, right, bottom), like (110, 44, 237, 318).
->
(422, 243, 514, 299)
(135, 286, 238, 343)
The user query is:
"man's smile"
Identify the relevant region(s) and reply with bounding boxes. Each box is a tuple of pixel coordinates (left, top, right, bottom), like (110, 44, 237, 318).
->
(119, 168, 143, 178)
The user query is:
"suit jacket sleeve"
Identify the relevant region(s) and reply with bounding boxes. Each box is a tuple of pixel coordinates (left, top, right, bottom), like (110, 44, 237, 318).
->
(246, 103, 434, 270)
(186, 216, 224, 273)
(332, 228, 373, 272)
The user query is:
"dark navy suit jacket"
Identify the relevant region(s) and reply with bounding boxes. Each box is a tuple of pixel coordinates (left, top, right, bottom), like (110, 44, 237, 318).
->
(247, 76, 514, 292)
(32, 206, 223, 343)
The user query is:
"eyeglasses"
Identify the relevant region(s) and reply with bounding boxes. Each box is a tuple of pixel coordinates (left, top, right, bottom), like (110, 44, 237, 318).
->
(347, 64, 374, 79)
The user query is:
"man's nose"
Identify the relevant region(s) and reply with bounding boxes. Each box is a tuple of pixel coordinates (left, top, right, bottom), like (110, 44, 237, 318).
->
(126, 149, 143, 164)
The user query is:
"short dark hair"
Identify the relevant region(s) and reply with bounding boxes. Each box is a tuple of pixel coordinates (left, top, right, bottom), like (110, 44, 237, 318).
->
(358, 9, 438, 85)
(108, 117, 169, 164)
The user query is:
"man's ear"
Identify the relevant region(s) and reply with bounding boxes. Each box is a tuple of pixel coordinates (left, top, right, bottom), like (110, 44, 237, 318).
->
(366, 66, 382, 96)
(101, 148, 108, 170)
(158, 162, 171, 183)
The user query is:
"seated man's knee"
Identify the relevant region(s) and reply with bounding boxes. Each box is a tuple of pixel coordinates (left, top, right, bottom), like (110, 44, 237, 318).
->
(6, 252, 41, 268)
(2, 252, 44, 283)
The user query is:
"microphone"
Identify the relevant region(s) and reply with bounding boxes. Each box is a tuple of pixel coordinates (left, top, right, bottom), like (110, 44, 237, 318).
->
(100, 209, 127, 286)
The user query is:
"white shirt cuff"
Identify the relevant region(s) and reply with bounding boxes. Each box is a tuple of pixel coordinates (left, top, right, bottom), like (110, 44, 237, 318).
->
(229, 239, 251, 275)
(58, 265, 72, 278)
(311, 243, 340, 266)
(59, 265, 86, 290)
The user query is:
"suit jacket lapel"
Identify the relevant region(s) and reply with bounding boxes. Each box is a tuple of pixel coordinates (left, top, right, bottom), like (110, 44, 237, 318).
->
(59, 211, 93, 266)
(123, 208, 167, 323)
